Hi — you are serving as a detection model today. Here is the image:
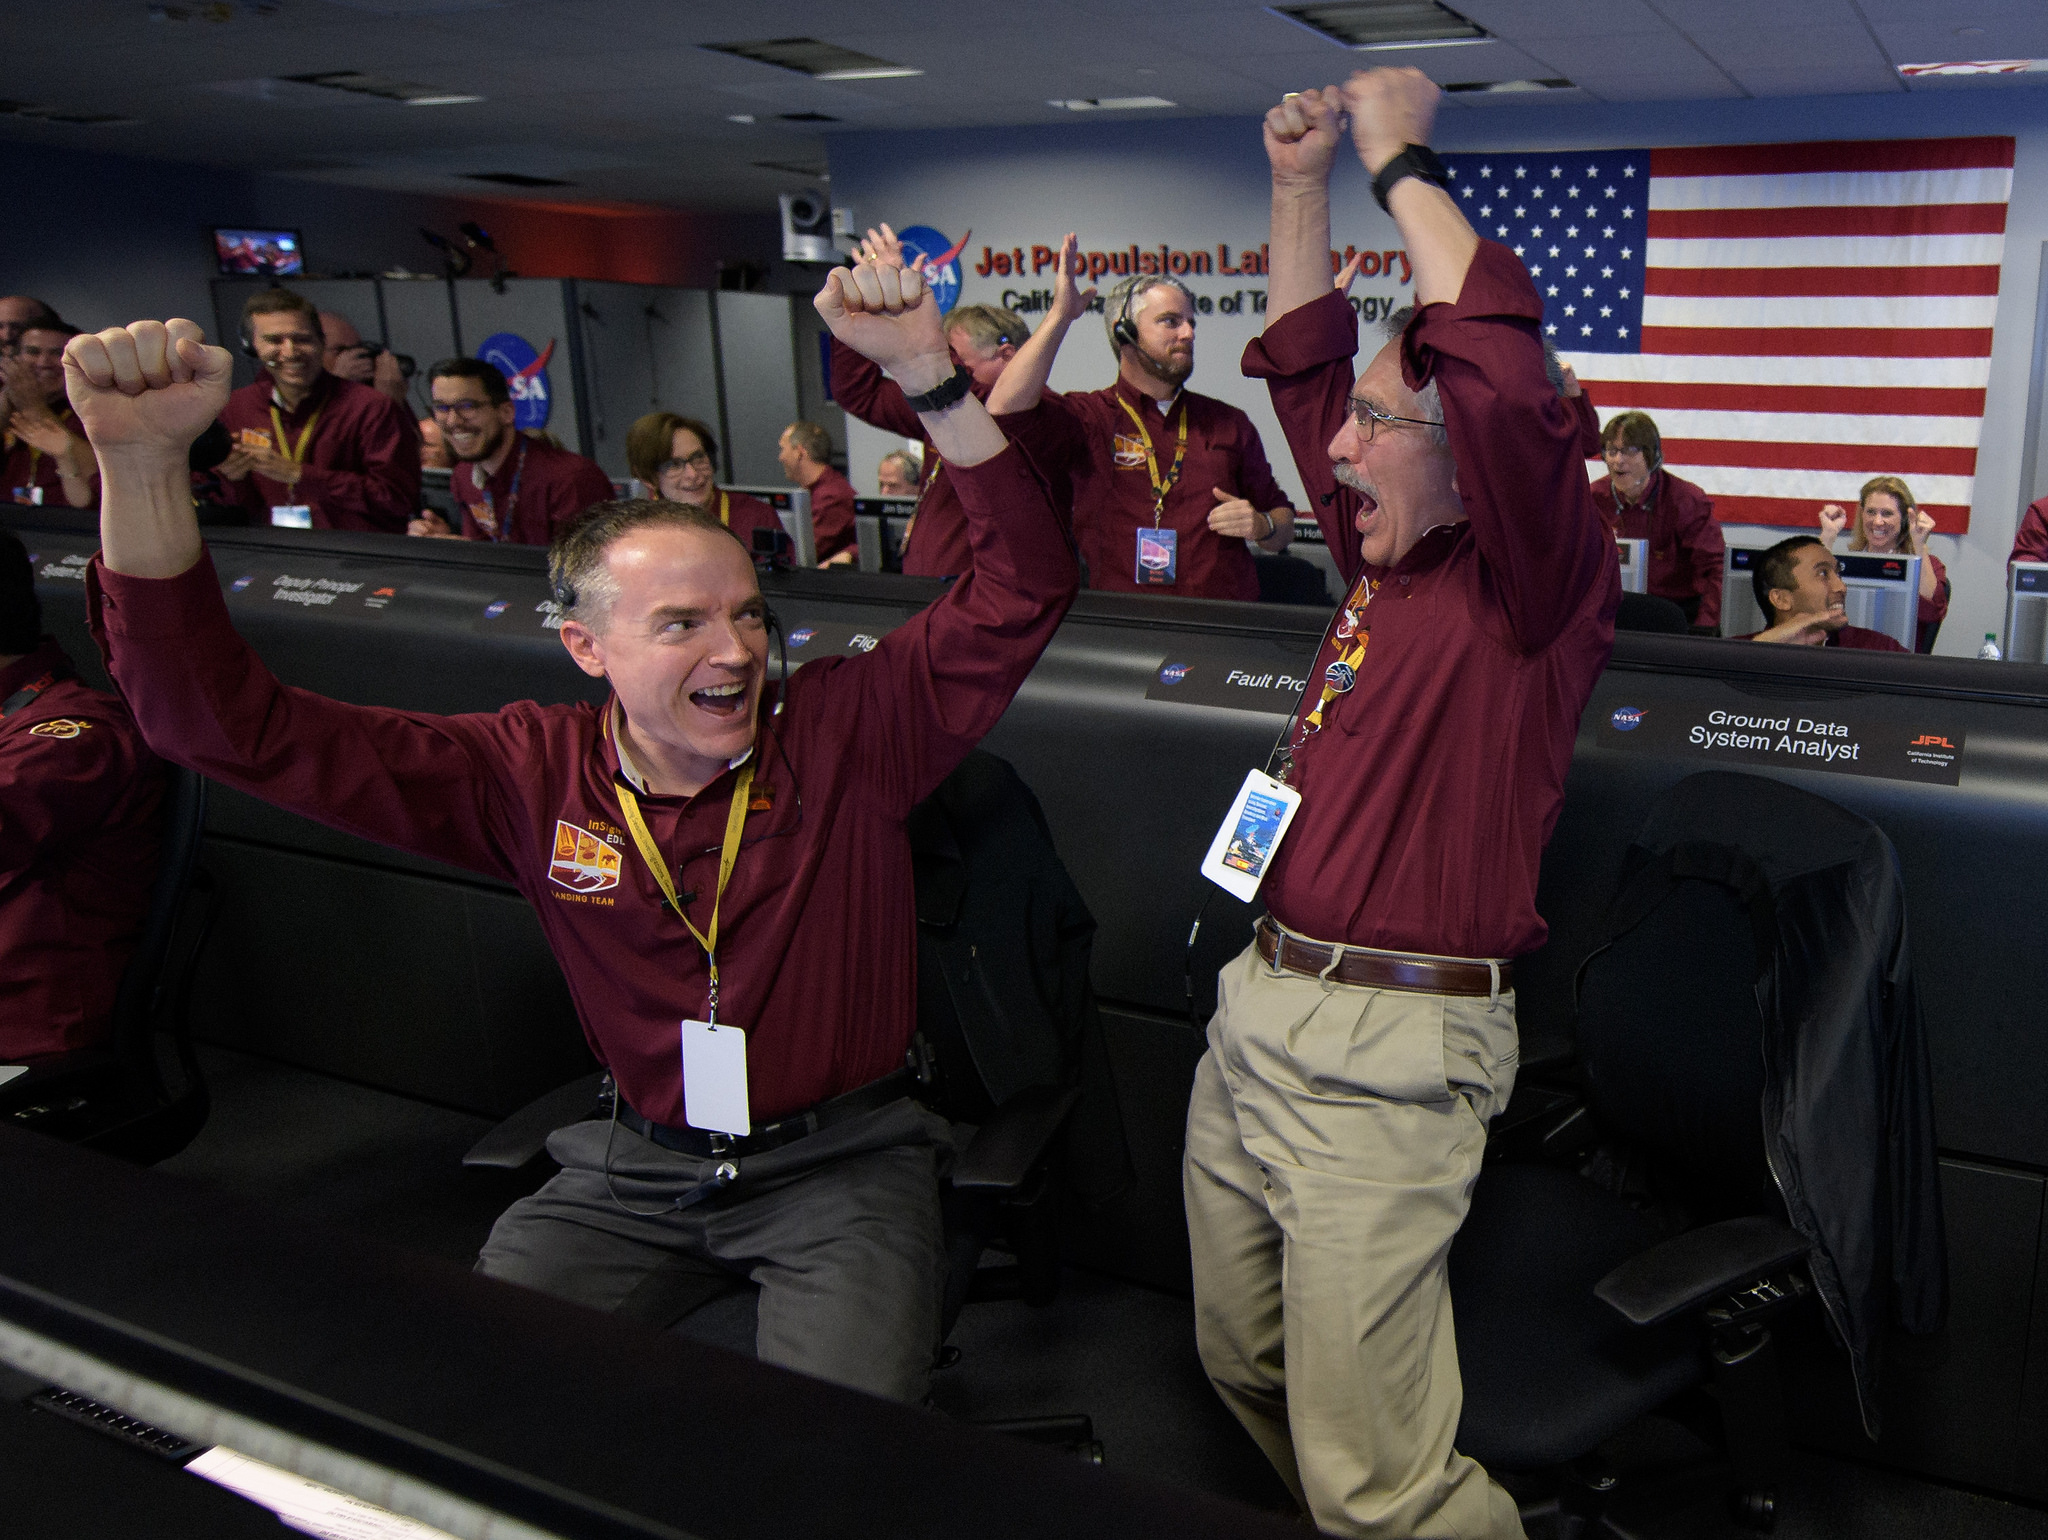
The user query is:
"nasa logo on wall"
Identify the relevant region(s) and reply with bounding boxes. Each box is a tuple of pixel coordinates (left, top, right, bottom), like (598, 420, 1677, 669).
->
(478, 333, 557, 431)
(895, 226, 971, 315)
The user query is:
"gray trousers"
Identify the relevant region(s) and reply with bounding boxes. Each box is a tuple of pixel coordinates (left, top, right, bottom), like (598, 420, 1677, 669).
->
(476, 1097, 953, 1403)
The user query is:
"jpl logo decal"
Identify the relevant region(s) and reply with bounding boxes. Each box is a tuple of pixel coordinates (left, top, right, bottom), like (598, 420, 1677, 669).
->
(478, 332, 556, 431)
(1611, 706, 1645, 732)
(1158, 662, 1190, 684)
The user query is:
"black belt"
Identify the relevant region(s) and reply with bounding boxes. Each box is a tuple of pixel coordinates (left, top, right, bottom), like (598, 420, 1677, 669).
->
(616, 1068, 917, 1160)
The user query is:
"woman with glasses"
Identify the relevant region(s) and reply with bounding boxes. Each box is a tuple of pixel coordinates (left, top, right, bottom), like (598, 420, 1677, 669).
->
(626, 412, 787, 562)
(1815, 475, 1949, 653)
(1589, 409, 1726, 633)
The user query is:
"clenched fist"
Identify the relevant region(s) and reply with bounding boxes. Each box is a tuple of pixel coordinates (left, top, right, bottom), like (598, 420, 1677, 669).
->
(65, 319, 231, 464)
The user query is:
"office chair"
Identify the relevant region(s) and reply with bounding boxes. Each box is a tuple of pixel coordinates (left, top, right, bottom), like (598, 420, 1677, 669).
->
(1252, 551, 1333, 607)
(2, 766, 216, 1164)
(1614, 592, 1689, 634)
(1448, 774, 1911, 1535)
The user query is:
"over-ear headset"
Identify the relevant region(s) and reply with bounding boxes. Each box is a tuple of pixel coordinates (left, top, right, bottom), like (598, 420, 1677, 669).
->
(1112, 276, 1195, 351)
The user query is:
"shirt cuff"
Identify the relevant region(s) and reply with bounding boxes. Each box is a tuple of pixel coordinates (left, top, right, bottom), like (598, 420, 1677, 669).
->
(1241, 290, 1359, 381)
(88, 547, 229, 645)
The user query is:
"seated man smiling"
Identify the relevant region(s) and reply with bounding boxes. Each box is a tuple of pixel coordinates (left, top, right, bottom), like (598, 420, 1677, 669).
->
(67, 256, 1078, 1402)
(1742, 533, 1906, 651)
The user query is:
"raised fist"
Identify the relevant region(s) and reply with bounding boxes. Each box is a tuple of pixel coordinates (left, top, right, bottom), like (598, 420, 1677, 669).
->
(1817, 503, 1850, 545)
(1911, 508, 1937, 547)
(814, 262, 951, 394)
(1264, 87, 1347, 185)
(65, 320, 231, 462)
(1341, 66, 1440, 177)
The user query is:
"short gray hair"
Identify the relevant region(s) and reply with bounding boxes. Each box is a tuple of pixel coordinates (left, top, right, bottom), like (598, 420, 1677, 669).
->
(1378, 306, 1571, 448)
(548, 499, 748, 631)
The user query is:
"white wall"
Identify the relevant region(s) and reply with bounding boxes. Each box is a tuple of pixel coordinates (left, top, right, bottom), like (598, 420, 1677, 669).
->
(829, 86, 2048, 653)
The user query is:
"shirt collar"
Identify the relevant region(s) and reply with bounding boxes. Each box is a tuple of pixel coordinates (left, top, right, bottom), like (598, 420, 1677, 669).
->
(267, 371, 332, 418)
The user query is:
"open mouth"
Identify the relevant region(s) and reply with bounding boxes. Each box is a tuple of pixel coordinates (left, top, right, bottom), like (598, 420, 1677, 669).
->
(691, 680, 749, 718)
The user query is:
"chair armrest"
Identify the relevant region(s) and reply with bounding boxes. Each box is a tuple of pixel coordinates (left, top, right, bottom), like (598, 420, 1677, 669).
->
(1595, 1216, 1809, 1328)
(462, 1071, 607, 1170)
(950, 1084, 1081, 1194)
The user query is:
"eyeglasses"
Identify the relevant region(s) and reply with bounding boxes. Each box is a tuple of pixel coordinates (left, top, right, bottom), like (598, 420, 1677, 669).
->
(658, 452, 714, 477)
(1349, 396, 1444, 441)
(431, 399, 494, 419)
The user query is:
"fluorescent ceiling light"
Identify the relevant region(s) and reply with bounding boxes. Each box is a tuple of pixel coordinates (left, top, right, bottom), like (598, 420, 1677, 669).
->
(1899, 59, 2048, 77)
(705, 38, 922, 80)
(283, 71, 481, 105)
(1271, 1, 1486, 48)
(404, 94, 485, 106)
(1048, 96, 1178, 111)
(1443, 78, 1573, 94)
(1352, 35, 1494, 50)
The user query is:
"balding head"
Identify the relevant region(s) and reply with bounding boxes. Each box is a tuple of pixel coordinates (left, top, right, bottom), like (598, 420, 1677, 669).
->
(0, 296, 58, 358)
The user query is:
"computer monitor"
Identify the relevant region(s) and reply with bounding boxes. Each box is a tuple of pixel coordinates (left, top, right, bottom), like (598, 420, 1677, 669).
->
(212, 228, 304, 278)
(724, 485, 816, 569)
(853, 496, 918, 573)
(2003, 562, 2048, 663)
(1616, 538, 1648, 595)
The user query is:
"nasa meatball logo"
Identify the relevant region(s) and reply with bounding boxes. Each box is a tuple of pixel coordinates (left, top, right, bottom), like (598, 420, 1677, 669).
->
(483, 599, 509, 619)
(1611, 705, 1645, 732)
(895, 226, 972, 315)
(787, 627, 816, 648)
(1157, 661, 1191, 685)
(477, 332, 556, 431)
(230, 574, 256, 592)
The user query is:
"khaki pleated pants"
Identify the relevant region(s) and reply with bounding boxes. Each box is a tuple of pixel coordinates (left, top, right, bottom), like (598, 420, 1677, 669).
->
(1184, 941, 1525, 1539)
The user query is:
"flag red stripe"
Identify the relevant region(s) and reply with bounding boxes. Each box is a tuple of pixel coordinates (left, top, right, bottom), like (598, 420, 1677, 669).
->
(1664, 438, 1978, 477)
(1652, 137, 2015, 178)
(1709, 494, 1969, 531)
(1647, 204, 2007, 239)
(1644, 264, 2001, 297)
(1581, 381, 1986, 418)
(1641, 326, 1993, 358)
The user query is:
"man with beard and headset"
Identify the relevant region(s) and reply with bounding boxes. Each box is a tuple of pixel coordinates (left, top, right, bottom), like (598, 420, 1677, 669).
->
(64, 253, 1078, 1405)
(987, 234, 1297, 600)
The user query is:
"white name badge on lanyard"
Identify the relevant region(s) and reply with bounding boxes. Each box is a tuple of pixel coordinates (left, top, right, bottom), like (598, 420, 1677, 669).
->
(1200, 769, 1304, 902)
(270, 505, 313, 529)
(681, 1019, 751, 1136)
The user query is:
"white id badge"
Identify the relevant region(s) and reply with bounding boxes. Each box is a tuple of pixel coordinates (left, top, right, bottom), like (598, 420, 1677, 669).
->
(681, 1019, 751, 1136)
(1199, 769, 1304, 902)
(270, 505, 313, 529)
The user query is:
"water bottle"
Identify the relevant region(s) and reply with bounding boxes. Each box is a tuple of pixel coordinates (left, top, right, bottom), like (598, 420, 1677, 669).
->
(1978, 632, 2003, 661)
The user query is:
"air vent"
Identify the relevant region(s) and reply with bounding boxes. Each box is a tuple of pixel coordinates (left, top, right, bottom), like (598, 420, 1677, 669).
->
(1271, 1, 1488, 48)
(777, 111, 839, 123)
(461, 172, 572, 187)
(1443, 77, 1574, 93)
(283, 71, 483, 106)
(705, 38, 923, 81)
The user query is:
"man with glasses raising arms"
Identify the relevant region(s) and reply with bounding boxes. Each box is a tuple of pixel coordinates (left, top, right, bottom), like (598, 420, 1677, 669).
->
(409, 358, 612, 544)
(1187, 70, 1617, 1539)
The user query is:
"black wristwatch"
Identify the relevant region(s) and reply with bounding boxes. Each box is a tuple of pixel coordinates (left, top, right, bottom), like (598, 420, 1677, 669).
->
(1371, 143, 1451, 213)
(902, 364, 974, 413)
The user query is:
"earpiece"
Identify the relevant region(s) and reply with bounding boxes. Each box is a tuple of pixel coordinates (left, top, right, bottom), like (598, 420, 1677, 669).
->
(238, 314, 257, 359)
(765, 607, 788, 718)
(1112, 277, 1194, 351)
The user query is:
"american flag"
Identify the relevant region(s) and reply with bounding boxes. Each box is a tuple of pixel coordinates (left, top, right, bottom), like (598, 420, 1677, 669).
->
(1440, 137, 2014, 533)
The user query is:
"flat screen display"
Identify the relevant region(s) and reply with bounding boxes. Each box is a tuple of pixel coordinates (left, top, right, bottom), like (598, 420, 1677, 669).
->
(213, 228, 304, 277)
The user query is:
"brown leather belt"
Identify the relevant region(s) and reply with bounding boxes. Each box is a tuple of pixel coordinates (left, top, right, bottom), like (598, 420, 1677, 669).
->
(1255, 916, 1511, 998)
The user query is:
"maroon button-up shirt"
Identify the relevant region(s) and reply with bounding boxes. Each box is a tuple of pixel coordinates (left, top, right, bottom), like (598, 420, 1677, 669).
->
(2013, 498, 2048, 565)
(452, 435, 615, 545)
(1735, 624, 1907, 652)
(804, 466, 858, 564)
(214, 372, 422, 534)
(1590, 468, 1725, 630)
(5, 404, 95, 511)
(0, 637, 165, 1062)
(712, 489, 787, 558)
(87, 446, 1075, 1125)
(1240, 243, 1618, 959)
(1014, 380, 1289, 601)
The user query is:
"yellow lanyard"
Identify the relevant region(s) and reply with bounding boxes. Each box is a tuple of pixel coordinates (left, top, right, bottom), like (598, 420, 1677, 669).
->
(612, 734, 756, 1024)
(1116, 395, 1189, 528)
(269, 404, 321, 465)
(716, 489, 730, 527)
(1301, 574, 1382, 735)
